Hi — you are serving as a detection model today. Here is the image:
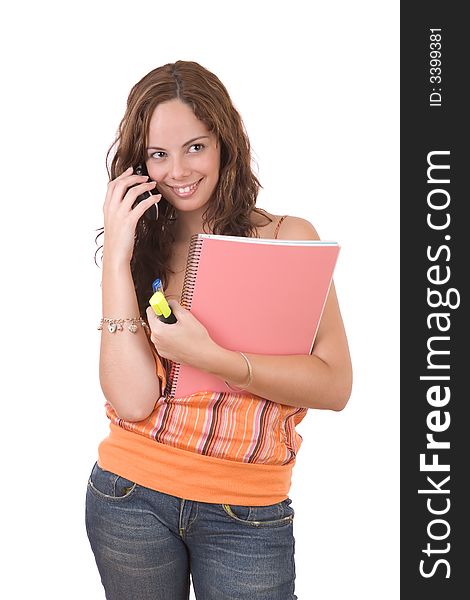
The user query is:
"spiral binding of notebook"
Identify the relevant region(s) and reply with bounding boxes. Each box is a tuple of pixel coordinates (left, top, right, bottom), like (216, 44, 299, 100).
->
(164, 233, 204, 398)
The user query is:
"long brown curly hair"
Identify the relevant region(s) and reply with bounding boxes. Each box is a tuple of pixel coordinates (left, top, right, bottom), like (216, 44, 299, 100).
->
(96, 60, 270, 317)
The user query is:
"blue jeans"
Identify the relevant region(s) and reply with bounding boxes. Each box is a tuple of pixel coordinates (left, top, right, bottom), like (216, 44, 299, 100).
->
(85, 461, 297, 599)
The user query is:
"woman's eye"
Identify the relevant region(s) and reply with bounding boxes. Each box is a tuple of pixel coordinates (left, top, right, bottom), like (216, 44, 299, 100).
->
(150, 145, 203, 159)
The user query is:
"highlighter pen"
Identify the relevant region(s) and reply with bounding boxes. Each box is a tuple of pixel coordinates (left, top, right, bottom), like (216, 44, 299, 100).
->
(149, 278, 177, 324)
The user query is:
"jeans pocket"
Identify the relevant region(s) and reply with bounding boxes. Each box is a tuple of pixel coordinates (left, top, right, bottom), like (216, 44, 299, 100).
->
(87, 461, 138, 501)
(222, 498, 294, 528)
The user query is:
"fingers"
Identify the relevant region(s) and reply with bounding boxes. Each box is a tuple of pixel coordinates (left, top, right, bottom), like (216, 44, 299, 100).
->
(104, 167, 133, 206)
(101, 167, 162, 264)
(131, 191, 163, 223)
(167, 299, 183, 313)
(146, 306, 167, 351)
(146, 306, 159, 325)
(105, 175, 154, 214)
(124, 180, 157, 209)
(146, 306, 160, 341)
(104, 164, 153, 207)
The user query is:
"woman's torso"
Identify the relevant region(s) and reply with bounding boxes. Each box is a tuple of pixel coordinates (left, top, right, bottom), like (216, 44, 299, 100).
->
(104, 207, 306, 466)
(99, 208, 305, 503)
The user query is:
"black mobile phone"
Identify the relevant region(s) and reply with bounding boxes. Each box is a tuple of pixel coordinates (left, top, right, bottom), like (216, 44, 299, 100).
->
(132, 163, 159, 219)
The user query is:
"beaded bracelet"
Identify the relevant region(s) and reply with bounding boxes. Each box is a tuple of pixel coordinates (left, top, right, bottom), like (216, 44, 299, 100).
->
(97, 317, 148, 334)
(224, 352, 253, 392)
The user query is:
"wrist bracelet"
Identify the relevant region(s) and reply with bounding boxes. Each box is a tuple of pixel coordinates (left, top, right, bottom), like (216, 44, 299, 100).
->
(225, 352, 253, 392)
(97, 317, 148, 334)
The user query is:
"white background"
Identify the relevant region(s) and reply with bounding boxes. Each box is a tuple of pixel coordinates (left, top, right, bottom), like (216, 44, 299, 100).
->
(1, 1, 399, 598)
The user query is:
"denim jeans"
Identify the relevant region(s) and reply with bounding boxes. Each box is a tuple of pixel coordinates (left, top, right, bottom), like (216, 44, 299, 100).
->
(85, 461, 297, 599)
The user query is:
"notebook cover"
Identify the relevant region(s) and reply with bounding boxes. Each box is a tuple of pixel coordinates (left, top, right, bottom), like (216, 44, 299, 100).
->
(165, 234, 340, 398)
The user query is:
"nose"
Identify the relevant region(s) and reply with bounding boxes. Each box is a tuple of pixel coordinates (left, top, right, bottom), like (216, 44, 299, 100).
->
(168, 155, 191, 181)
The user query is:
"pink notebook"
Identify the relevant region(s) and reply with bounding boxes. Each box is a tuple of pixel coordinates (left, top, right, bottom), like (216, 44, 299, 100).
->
(165, 234, 340, 398)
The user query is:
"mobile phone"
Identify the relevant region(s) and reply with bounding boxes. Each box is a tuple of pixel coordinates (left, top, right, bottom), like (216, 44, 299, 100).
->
(132, 163, 158, 220)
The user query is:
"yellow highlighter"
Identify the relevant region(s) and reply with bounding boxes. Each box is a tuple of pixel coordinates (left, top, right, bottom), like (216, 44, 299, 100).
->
(149, 279, 177, 324)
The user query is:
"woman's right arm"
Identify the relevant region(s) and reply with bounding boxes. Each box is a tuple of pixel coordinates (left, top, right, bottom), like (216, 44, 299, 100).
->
(99, 167, 163, 422)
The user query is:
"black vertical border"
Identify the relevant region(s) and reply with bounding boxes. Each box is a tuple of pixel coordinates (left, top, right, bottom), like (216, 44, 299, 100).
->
(401, 4, 467, 598)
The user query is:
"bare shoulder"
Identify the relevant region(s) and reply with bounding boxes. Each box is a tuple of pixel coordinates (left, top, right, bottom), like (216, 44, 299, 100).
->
(252, 208, 320, 241)
(275, 215, 321, 241)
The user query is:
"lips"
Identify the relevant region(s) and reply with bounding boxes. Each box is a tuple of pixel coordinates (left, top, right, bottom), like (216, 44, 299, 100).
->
(170, 178, 203, 197)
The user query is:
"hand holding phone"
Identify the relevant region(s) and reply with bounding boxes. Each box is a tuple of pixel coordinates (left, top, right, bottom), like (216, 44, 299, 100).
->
(132, 163, 159, 220)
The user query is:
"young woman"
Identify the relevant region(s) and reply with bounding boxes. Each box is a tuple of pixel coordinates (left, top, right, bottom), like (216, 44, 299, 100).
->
(86, 60, 352, 600)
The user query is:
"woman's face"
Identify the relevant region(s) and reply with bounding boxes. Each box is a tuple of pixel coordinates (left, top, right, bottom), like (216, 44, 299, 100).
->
(146, 99, 221, 215)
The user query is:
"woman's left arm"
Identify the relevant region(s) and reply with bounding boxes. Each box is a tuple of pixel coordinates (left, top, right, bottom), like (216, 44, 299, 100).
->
(201, 217, 352, 410)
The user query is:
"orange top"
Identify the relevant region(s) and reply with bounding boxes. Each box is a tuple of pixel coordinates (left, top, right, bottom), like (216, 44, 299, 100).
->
(98, 215, 309, 505)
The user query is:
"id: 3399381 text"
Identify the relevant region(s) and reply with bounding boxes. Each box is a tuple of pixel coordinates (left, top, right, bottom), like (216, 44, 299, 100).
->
(429, 28, 442, 107)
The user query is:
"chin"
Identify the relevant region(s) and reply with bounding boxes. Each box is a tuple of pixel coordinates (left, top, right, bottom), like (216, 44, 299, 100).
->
(177, 202, 211, 213)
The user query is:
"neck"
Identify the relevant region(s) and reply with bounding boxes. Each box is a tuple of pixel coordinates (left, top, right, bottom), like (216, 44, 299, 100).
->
(173, 207, 210, 244)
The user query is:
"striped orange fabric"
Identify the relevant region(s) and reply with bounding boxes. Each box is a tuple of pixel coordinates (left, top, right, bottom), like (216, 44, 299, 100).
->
(104, 390, 307, 466)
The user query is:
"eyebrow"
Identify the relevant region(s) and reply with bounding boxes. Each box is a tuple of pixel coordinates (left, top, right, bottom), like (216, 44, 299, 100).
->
(147, 136, 210, 151)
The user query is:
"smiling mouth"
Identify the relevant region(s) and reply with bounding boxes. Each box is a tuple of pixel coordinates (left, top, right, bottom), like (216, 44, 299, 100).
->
(170, 179, 203, 196)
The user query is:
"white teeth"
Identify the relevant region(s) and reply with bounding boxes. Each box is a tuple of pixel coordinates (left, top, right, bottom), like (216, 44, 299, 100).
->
(173, 180, 200, 194)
